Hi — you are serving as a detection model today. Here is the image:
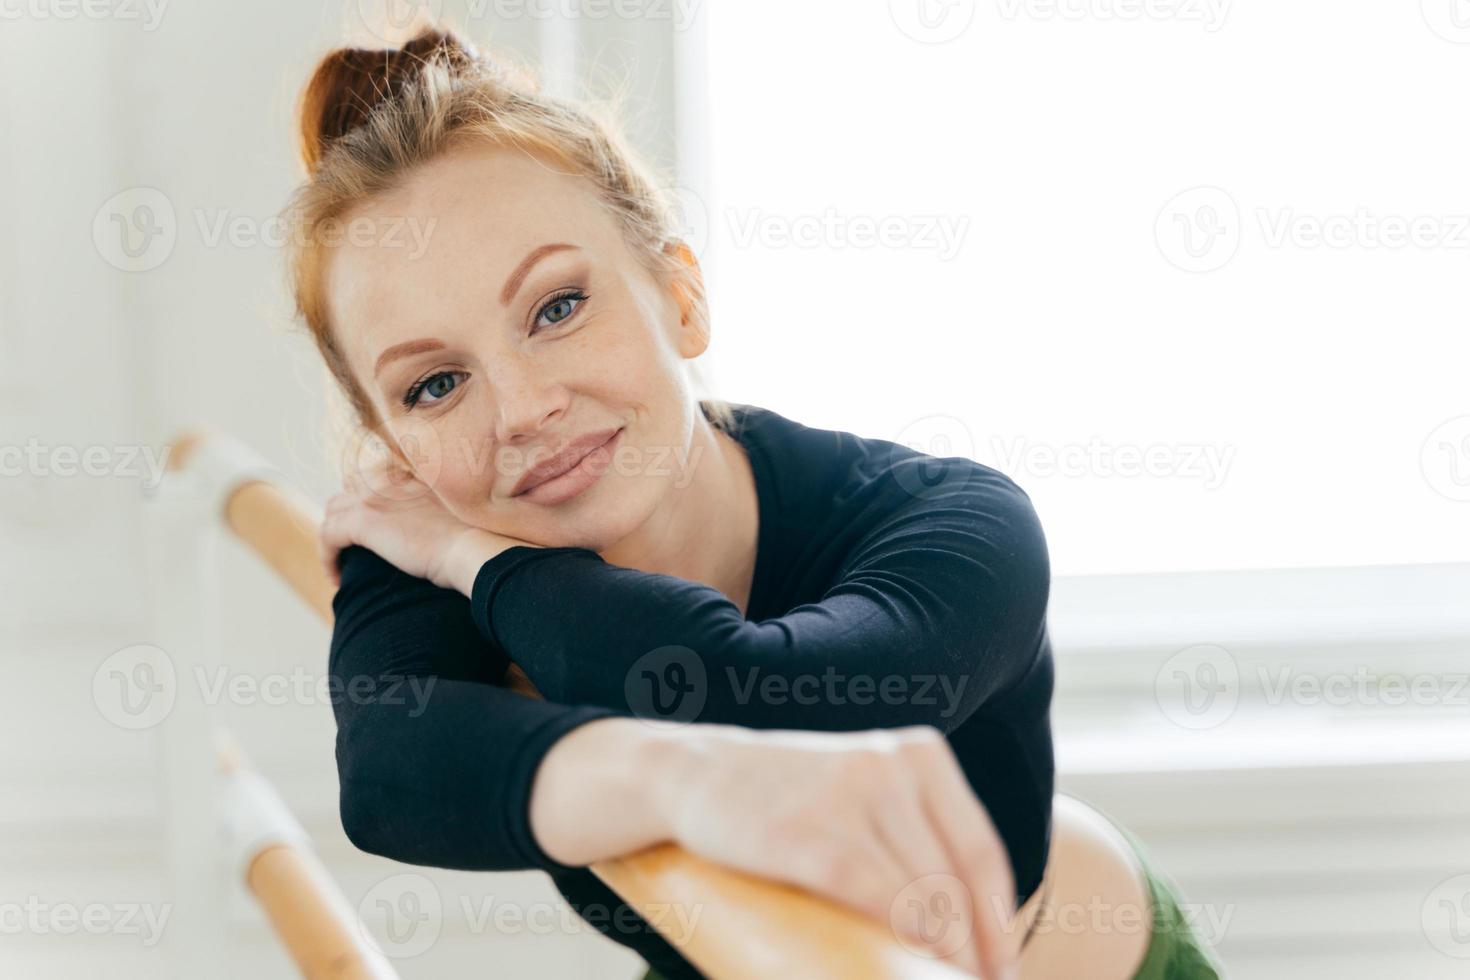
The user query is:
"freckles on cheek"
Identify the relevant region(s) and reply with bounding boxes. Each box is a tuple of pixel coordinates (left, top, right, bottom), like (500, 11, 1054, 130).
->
(588, 318, 660, 380)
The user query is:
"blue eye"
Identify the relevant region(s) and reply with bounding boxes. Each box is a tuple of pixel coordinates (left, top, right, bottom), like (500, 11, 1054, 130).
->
(402, 370, 464, 409)
(535, 289, 587, 330)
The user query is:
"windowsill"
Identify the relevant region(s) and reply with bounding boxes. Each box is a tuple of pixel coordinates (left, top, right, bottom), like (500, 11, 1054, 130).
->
(1050, 560, 1470, 652)
(1057, 712, 1470, 776)
(1048, 560, 1470, 777)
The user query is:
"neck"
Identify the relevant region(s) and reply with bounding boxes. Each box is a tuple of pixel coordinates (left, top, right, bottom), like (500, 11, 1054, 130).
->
(600, 412, 759, 615)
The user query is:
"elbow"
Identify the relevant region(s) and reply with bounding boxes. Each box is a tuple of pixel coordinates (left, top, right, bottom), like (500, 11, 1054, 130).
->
(334, 730, 409, 861)
(337, 769, 392, 859)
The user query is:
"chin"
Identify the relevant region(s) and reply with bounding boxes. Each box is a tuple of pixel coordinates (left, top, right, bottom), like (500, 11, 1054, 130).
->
(554, 486, 653, 553)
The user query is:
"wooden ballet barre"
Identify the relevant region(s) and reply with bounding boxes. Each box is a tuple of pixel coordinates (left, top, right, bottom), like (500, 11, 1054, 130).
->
(216, 732, 400, 980)
(166, 430, 970, 980)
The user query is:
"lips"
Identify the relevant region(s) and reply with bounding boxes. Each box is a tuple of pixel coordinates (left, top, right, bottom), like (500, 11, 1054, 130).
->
(510, 426, 623, 497)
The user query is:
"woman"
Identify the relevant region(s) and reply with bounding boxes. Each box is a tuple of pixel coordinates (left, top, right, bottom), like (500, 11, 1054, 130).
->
(292, 27, 1224, 980)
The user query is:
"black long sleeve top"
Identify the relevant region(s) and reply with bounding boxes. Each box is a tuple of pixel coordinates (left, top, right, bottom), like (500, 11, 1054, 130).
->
(329, 400, 1056, 979)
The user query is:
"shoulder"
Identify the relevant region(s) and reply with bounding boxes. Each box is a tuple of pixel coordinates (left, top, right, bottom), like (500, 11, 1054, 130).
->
(724, 402, 1050, 588)
(793, 407, 1048, 562)
(855, 452, 1050, 583)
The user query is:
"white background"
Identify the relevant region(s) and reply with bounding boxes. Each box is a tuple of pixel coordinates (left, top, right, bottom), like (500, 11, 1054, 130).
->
(698, 0, 1469, 576)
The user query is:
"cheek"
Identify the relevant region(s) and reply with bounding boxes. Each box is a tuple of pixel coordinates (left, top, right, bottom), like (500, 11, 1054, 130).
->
(389, 416, 492, 511)
(423, 452, 501, 529)
(590, 276, 683, 365)
(578, 311, 682, 398)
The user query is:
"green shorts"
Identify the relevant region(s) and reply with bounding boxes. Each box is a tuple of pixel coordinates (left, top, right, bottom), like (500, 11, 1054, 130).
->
(1106, 812, 1228, 979)
(640, 806, 1227, 980)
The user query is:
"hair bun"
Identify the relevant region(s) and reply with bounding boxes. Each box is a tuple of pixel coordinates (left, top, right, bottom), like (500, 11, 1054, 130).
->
(297, 26, 481, 176)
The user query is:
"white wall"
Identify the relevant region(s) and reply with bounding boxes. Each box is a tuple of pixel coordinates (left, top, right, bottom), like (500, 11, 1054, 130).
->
(0, 3, 682, 977)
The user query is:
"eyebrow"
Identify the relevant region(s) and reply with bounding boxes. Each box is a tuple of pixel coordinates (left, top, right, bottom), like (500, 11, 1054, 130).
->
(374, 339, 446, 379)
(501, 242, 579, 306)
(371, 243, 581, 380)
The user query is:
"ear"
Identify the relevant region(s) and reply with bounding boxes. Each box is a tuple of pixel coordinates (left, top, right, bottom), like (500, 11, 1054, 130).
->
(663, 240, 710, 358)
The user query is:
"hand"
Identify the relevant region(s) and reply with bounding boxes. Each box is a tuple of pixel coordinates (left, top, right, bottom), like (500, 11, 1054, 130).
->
(656, 724, 1021, 979)
(320, 458, 534, 593)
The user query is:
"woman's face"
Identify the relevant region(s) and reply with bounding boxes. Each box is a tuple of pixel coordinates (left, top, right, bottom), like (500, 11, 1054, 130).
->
(324, 141, 709, 550)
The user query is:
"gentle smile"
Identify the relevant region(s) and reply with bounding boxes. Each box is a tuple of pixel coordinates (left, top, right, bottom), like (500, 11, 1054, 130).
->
(512, 427, 624, 505)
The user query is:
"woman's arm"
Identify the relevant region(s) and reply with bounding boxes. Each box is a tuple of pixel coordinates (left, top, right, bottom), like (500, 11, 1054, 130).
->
(464, 461, 1051, 734)
(331, 542, 1025, 979)
(329, 542, 625, 870)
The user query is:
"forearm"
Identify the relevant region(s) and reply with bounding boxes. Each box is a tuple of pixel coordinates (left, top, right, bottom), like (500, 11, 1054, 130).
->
(333, 677, 619, 871)
(528, 715, 709, 866)
(470, 547, 997, 732)
(331, 543, 618, 872)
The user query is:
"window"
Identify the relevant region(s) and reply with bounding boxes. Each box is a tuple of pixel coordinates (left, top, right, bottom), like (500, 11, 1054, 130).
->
(698, 2, 1467, 576)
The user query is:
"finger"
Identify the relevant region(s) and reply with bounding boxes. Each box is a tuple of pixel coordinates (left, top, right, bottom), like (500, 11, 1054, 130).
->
(924, 751, 1019, 980)
(872, 787, 982, 976)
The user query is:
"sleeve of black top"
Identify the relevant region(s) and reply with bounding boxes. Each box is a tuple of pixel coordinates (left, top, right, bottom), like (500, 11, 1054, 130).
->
(329, 543, 619, 872)
(469, 460, 1051, 733)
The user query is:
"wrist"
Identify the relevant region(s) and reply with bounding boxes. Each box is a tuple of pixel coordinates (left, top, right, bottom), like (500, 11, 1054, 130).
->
(441, 527, 510, 595)
(529, 717, 714, 865)
(642, 720, 726, 839)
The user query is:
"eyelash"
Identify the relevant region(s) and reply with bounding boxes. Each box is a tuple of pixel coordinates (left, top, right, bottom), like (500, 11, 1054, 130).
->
(534, 288, 588, 331)
(399, 288, 590, 410)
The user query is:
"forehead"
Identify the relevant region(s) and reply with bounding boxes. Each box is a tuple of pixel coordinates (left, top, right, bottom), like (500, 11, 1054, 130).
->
(324, 143, 617, 374)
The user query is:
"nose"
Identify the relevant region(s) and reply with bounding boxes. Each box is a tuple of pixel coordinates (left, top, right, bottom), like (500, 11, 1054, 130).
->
(488, 352, 570, 446)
